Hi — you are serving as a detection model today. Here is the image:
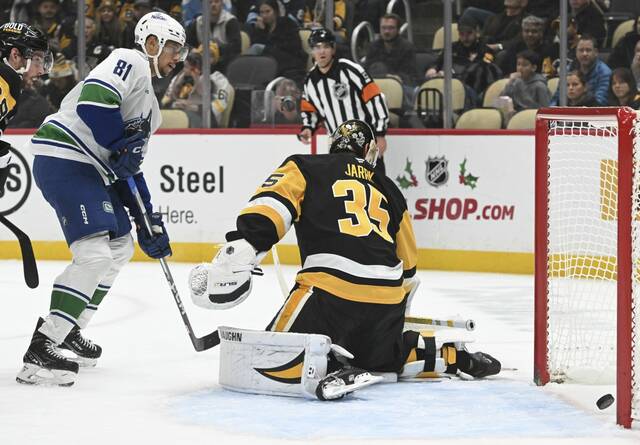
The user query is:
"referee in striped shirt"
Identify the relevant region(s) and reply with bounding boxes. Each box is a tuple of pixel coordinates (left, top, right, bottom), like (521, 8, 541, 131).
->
(298, 28, 390, 169)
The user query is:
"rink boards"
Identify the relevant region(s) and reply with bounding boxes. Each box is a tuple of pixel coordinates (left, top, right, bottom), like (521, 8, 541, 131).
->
(0, 129, 534, 273)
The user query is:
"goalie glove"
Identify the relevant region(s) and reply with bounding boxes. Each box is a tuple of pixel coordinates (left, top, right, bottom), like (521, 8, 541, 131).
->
(189, 239, 265, 310)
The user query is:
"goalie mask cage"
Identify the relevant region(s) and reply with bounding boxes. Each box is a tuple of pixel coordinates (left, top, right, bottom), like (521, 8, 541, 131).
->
(534, 107, 639, 428)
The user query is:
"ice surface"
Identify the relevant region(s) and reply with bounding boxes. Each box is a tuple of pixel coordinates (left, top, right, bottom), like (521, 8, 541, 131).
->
(0, 260, 638, 444)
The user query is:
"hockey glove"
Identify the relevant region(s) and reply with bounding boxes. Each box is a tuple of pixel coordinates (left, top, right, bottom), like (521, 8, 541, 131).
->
(137, 212, 172, 259)
(108, 131, 146, 178)
(189, 239, 266, 310)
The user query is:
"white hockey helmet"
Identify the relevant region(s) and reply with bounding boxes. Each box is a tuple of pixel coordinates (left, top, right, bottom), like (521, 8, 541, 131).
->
(134, 11, 187, 77)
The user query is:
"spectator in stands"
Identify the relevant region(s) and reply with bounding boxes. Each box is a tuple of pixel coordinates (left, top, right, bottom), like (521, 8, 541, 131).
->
(564, 70, 598, 106)
(272, 77, 302, 124)
(482, 0, 527, 53)
(551, 35, 610, 106)
(573, 34, 611, 105)
(167, 2, 182, 23)
(160, 50, 233, 127)
(95, 0, 122, 48)
(248, 0, 307, 85)
(607, 67, 640, 108)
(303, 0, 348, 42)
(122, 0, 152, 48)
(32, 0, 61, 53)
(607, 16, 640, 71)
(547, 16, 579, 78)
(499, 15, 554, 77)
(43, 56, 77, 110)
(632, 40, 640, 84)
(60, 16, 99, 63)
(569, 0, 605, 47)
(247, 0, 305, 27)
(364, 13, 418, 87)
(352, 0, 388, 33)
(33, 0, 62, 43)
(499, 49, 550, 110)
(185, 0, 241, 74)
(427, 19, 501, 106)
(525, 0, 558, 20)
(459, 0, 504, 30)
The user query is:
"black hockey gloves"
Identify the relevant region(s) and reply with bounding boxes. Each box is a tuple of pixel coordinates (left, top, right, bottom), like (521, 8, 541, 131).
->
(137, 212, 172, 259)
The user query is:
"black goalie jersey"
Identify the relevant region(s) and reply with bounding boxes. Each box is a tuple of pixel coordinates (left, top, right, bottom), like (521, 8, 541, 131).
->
(236, 152, 417, 305)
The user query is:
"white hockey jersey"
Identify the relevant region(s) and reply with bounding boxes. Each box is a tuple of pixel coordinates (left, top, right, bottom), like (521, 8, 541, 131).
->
(29, 48, 161, 184)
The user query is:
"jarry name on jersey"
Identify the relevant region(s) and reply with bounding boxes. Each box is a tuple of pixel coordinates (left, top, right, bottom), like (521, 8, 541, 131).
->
(344, 162, 374, 182)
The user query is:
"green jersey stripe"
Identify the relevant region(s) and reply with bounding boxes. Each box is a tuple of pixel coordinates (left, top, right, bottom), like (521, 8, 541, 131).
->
(78, 83, 122, 107)
(34, 123, 80, 147)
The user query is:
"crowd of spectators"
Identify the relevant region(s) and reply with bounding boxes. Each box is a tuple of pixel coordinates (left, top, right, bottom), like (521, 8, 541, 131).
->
(2, 0, 640, 129)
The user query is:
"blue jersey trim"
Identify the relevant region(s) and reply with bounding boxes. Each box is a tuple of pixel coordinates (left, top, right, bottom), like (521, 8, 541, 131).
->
(50, 310, 78, 325)
(31, 138, 85, 156)
(53, 284, 91, 303)
(84, 78, 123, 102)
(47, 119, 115, 179)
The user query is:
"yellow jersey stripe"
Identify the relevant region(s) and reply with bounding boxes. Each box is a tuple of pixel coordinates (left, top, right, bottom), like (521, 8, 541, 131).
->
(296, 272, 405, 304)
(396, 211, 418, 272)
(272, 285, 312, 332)
(254, 160, 306, 220)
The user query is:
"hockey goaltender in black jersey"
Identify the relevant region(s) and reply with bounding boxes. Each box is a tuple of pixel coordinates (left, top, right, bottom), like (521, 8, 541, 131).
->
(240, 131, 416, 372)
(192, 120, 500, 400)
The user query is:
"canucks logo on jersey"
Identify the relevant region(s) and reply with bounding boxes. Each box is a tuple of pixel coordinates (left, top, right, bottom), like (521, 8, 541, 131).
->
(123, 110, 152, 140)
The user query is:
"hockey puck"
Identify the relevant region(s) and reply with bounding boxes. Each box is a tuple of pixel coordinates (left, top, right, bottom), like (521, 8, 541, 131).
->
(596, 393, 614, 410)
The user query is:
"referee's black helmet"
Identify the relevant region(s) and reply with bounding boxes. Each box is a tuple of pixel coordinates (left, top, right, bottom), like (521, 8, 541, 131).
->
(308, 28, 335, 47)
(329, 119, 375, 158)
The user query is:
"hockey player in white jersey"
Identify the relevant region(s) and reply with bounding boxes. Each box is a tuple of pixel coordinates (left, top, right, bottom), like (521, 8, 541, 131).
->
(16, 12, 187, 387)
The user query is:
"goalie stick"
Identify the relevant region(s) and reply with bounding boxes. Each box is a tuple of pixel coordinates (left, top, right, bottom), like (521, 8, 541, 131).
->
(0, 214, 38, 288)
(126, 178, 219, 351)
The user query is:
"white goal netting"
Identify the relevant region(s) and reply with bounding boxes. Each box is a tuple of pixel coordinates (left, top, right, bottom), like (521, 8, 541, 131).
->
(543, 117, 639, 422)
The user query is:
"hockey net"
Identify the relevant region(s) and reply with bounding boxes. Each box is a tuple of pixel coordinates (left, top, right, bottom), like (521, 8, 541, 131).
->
(534, 107, 639, 428)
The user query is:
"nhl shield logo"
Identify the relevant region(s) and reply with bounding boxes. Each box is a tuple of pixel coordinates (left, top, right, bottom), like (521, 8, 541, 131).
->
(332, 82, 348, 100)
(425, 156, 449, 187)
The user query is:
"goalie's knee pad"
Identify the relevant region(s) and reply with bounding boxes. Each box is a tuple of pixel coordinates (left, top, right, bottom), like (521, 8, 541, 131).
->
(189, 239, 265, 310)
(217, 326, 333, 398)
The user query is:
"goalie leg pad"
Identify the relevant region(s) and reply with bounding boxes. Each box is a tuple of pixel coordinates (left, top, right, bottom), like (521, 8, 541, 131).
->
(399, 330, 477, 379)
(218, 326, 332, 398)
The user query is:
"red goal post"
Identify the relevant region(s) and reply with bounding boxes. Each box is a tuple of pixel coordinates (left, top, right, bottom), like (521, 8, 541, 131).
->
(534, 107, 638, 428)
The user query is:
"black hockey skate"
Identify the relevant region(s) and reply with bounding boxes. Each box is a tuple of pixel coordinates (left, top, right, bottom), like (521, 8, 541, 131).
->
(457, 350, 501, 378)
(16, 318, 79, 387)
(58, 325, 102, 368)
(315, 366, 384, 401)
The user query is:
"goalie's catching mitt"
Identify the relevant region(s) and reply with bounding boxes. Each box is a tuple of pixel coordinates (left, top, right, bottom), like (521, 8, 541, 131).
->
(189, 239, 264, 309)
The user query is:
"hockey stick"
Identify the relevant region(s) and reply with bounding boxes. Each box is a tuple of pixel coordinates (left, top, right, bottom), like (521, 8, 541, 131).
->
(404, 316, 475, 331)
(0, 214, 38, 288)
(126, 177, 219, 351)
(271, 245, 289, 297)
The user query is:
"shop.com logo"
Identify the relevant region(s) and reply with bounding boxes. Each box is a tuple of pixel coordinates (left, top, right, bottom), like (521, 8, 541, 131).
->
(0, 146, 31, 216)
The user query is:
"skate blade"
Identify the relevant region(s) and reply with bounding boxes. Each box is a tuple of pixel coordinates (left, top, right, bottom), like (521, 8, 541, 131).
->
(320, 374, 384, 400)
(68, 356, 97, 368)
(16, 363, 77, 387)
(58, 348, 98, 368)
